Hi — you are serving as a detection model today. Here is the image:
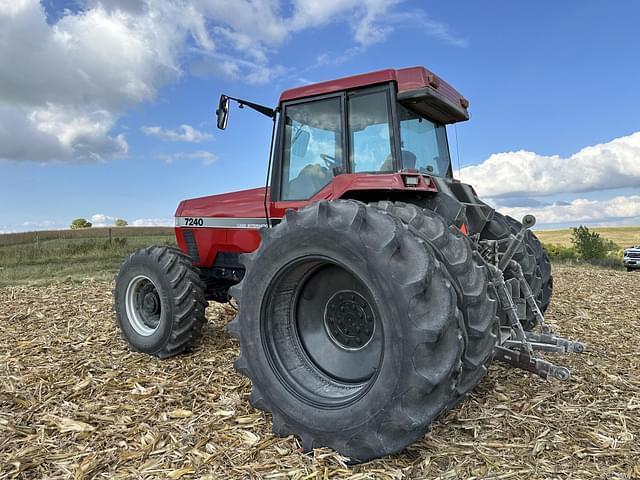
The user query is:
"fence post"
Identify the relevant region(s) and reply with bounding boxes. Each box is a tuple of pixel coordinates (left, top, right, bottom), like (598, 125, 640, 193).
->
(109, 228, 112, 245)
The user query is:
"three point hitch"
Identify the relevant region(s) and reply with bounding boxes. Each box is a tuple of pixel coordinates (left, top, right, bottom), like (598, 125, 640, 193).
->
(481, 215, 586, 381)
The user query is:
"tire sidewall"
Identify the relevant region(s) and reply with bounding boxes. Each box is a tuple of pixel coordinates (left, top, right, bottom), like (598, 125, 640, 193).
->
(115, 253, 175, 354)
(240, 225, 416, 434)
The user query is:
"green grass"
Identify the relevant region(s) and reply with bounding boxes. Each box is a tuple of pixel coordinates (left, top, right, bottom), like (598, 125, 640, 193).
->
(0, 235, 176, 287)
(535, 226, 640, 248)
(0, 226, 174, 246)
(4, 224, 636, 287)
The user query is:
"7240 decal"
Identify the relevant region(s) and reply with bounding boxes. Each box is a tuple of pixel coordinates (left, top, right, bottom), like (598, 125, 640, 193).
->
(184, 217, 204, 226)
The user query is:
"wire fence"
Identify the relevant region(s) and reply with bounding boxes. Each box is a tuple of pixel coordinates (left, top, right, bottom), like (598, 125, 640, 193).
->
(0, 227, 175, 247)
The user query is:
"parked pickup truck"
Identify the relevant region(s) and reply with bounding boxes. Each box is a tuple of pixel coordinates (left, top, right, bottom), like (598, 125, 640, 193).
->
(624, 246, 640, 271)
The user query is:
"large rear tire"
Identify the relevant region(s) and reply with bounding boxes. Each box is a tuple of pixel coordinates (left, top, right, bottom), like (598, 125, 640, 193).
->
(371, 201, 498, 406)
(228, 200, 464, 462)
(114, 246, 207, 358)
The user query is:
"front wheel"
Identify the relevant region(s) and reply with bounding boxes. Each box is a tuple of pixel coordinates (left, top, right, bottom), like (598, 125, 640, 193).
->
(113, 246, 207, 358)
(228, 201, 464, 462)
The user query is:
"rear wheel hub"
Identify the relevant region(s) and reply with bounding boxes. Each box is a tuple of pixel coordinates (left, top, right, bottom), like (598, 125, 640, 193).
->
(324, 291, 375, 350)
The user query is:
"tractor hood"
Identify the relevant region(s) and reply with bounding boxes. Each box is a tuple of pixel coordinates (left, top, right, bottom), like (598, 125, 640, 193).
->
(176, 187, 267, 221)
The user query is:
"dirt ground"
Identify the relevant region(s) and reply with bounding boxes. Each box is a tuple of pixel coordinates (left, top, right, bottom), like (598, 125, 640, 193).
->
(1, 265, 639, 479)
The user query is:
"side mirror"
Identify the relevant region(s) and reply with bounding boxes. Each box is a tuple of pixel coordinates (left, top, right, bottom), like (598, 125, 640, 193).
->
(216, 95, 230, 130)
(291, 129, 310, 157)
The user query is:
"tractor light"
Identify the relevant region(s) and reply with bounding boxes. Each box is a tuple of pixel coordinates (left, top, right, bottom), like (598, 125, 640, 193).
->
(404, 175, 420, 187)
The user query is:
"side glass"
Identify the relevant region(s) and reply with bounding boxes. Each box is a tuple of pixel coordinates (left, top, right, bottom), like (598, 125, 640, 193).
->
(397, 103, 451, 175)
(281, 97, 343, 200)
(349, 91, 394, 173)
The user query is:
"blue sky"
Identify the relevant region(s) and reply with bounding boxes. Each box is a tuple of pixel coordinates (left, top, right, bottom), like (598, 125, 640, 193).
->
(1, 0, 639, 232)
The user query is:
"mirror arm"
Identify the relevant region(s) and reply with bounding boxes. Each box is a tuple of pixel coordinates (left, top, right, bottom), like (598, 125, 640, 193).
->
(227, 96, 276, 118)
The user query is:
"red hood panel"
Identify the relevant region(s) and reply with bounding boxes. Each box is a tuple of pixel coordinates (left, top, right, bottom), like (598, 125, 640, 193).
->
(176, 187, 267, 218)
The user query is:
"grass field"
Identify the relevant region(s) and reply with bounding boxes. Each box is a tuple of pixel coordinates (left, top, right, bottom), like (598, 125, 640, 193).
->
(535, 226, 640, 247)
(0, 231, 176, 287)
(3, 225, 638, 287)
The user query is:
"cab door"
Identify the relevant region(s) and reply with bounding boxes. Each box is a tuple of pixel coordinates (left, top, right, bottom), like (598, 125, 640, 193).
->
(269, 93, 346, 219)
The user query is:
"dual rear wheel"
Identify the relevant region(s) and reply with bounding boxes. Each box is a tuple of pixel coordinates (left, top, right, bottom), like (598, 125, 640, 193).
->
(228, 200, 496, 462)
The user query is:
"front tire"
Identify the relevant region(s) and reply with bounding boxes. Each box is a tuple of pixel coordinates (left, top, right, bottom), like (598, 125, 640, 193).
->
(114, 246, 207, 358)
(228, 201, 464, 462)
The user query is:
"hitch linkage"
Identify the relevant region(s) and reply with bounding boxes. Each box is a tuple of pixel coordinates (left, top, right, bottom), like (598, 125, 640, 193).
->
(494, 345, 571, 381)
(482, 215, 586, 381)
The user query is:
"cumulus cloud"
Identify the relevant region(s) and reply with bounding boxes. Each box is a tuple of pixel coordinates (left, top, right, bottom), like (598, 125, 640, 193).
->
(497, 195, 640, 227)
(290, 0, 466, 48)
(141, 124, 212, 143)
(460, 131, 640, 198)
(22, 220, 58, 229)
(0, 219, 65, 232)
(1, 0, 462, 163)
(157, 151, 218, 165)
(89, 213, 118, 227)
(131, 217, 173, 227)
(0, 0, 195, 163)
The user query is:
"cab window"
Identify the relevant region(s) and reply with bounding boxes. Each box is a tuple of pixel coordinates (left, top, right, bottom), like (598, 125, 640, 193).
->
(281, 97, 343, 200)
(397, 103, 451, 175)
(348, 90, 394, 173)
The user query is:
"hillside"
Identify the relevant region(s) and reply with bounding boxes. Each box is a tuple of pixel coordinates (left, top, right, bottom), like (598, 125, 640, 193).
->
(535, 226, 640, 247)
(0, 228, 175, 287)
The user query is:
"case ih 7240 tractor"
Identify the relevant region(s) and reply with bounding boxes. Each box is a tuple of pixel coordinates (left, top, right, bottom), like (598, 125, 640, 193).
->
(114, 67, 584, 462)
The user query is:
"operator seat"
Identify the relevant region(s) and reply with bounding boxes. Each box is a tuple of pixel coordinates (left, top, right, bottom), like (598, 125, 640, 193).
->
(287, 163, 331, 199)
(379, 150, 417, 172)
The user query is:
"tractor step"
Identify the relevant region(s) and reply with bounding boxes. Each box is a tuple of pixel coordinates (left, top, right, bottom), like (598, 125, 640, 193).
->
(482, 215, 586, 381)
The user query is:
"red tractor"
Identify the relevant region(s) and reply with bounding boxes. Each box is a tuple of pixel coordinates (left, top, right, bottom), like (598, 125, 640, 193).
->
(114, 67, 583, 462)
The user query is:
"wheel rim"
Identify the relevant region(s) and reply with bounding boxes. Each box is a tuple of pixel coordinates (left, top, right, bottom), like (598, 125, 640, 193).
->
(125, 275, 162, 336)
(262, 258, 383, 407)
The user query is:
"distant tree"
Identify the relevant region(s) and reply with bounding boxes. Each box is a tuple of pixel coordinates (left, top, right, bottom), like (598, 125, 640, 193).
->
(70, 218, 92, 229)
(115, 219, 128, 227)
(571, 225, 617, 259)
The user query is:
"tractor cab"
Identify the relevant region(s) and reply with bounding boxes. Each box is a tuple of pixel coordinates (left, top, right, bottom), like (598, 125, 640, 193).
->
(217, 67, 470, 203)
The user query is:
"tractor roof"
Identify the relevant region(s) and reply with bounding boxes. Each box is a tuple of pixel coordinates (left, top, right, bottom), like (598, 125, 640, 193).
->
(278, 66, 469, 116)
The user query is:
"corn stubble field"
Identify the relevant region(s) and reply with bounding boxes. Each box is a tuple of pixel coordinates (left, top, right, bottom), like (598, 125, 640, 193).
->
(1, 264, 639, 479)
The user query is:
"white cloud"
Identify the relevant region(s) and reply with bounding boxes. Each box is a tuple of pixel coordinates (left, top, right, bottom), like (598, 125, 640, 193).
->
(291, 0, 467, 48)
(0, 0, 463, 164)
(0, 219, 66, 232)
(0, 0, 199, 163)
(89, 213, 117, 227)
(157, 151, 218, 165)
(22, 219, 58, 229)
(497, 195, 640, 227)
(460, 131, 640, 198)
(131, 217, 173, 227)
(141, 124, 212, 143)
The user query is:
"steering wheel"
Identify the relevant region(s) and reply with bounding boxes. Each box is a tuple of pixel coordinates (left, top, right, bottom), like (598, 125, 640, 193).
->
(320, 153, 338, 169)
